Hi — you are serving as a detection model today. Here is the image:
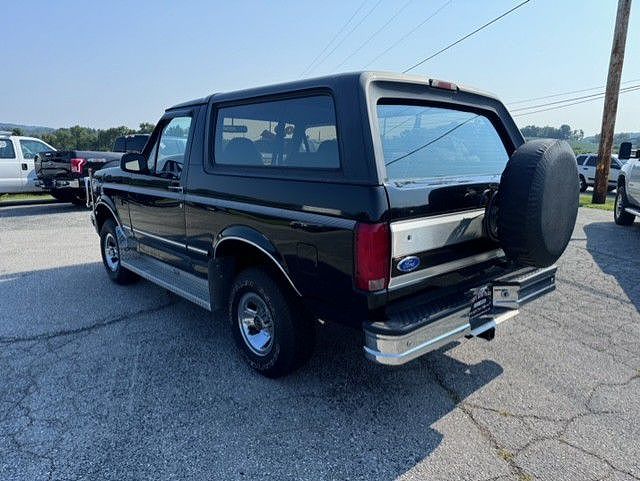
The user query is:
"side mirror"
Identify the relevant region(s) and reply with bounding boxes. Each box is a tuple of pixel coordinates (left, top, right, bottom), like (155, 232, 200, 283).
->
(619, 141, 632, 160)
(120, 152, 149, 174)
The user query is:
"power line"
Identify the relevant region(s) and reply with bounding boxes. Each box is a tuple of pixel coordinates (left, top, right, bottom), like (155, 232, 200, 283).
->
(364, 0, 452, 68)
(507, 77, 640, 106)
(306, 0, 384, 75)
(513, 85, 640, 117)
(335, 0, 413, 69)
(511, 83, 640, 112)
(403, 0, 531, 74)
(300, 0, 368, 76)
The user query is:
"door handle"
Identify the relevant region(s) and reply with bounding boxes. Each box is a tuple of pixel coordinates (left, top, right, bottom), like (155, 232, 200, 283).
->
(167, 185, 183, 193)
(21, 163, 28, 171)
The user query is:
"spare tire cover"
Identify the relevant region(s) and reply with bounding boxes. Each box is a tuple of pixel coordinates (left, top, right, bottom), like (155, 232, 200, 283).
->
(497, 139, 579, 267)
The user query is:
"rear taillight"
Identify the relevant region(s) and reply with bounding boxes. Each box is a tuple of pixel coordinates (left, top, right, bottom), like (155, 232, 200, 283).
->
(70, 158, 87, 174)
(355, 222, 390, 292)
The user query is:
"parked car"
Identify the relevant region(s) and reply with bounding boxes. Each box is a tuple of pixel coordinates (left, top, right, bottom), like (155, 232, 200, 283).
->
(87, 72, 578, 377)
(576, 153, 622, 192)
(0, 131, 55, 194)
(34, 134, 149, 205)
(614, 143, 640, 225)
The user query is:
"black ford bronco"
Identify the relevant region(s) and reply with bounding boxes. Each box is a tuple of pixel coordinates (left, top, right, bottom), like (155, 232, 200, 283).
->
(88, 72, 579, 377)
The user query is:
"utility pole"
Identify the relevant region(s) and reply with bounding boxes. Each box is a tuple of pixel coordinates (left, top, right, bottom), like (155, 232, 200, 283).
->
(593, 0, 632, 203)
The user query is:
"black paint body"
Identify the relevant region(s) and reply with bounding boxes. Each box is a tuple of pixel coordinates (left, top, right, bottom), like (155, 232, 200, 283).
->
(92, 72, 525, 328)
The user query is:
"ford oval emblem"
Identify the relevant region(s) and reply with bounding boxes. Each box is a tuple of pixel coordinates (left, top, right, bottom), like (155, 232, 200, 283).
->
(397, 256, 420, 273)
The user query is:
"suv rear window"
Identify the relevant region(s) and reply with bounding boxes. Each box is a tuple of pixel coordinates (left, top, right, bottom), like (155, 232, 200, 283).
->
(214, 95, 339, 169)
(376, 103, 508, 182)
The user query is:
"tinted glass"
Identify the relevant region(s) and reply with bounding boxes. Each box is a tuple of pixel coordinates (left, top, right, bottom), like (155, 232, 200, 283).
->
(20, 139, 53, 159)
(214, 95, 339, 169)
(376, 104, 508, 182)
(113, 137, 126, 152)
(154, 117, 191, 179)
(585, 156, 598, 167)
(576, 154, 587, 165)
(0, 139, 16, 159)
(127, 135, 148, 153)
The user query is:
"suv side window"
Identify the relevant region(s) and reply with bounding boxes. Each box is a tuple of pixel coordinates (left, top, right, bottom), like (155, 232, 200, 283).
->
(0, 139, 16, 159)
(213, 95, 340, 169)
(585, 155, 598, 167)
(576, 155, 587, 165)
(150, 116, 192, 179)
(19, 139, 53, 159)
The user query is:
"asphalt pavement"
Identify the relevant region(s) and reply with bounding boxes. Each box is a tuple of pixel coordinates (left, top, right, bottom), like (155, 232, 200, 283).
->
(0, 203, 639, 481)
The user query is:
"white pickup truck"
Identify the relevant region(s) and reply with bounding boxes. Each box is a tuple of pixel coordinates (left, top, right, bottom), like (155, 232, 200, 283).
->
(0, 131, 55, 194)
(576, 153, 623, 192)
(615, 145, 640, 225)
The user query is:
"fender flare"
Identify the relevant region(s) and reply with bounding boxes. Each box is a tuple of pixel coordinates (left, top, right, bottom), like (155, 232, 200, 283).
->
(94, 196, 122, 230)
(213, 225, 301, 296)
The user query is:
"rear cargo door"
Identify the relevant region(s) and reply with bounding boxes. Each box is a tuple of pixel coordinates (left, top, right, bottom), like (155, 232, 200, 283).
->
(374, 102, 511, 291)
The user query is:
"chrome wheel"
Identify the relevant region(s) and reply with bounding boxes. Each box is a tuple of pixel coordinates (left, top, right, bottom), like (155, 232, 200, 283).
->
(104, 232, 120, 272)
(237, 292, 274, 356)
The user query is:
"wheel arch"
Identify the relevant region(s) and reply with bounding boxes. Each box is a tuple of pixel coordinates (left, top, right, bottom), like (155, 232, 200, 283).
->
(210, 225, 301, 311)
(94, 198, 121, 233)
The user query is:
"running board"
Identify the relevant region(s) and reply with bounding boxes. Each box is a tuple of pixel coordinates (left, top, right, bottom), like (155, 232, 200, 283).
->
(121, 255, 211, 310)
(625, 207, 640, 217)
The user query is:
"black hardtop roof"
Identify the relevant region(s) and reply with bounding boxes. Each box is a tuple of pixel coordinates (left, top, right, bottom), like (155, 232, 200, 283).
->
(165, 71, 498, 112)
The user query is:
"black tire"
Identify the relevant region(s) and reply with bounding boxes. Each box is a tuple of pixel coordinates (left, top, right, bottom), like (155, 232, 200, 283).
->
(69, 193, 86, 207)
(579, 175, 587, 192)
(614, 185, 635, 226)
(50, 189, 74, 203)
(228, 267, 314, 377)
(498, 139, 579, 267)
(99, 219, 138, 284)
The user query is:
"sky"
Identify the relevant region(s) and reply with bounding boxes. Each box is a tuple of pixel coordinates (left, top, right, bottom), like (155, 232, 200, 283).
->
(1, 0, 639, 136)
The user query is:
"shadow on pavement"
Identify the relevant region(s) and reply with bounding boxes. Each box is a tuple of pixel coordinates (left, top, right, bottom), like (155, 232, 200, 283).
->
(1, 262, 503, 480)
(584, 220, 640, 310)
(0, 202, 86, 218)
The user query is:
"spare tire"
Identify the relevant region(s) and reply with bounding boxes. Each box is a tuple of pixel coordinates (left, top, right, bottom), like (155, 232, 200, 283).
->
(497, 139, 579, 267)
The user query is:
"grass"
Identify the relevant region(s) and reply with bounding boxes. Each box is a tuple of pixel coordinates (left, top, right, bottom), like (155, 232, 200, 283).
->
(0, 193, 54, 203)
(579, 193, 615, 211)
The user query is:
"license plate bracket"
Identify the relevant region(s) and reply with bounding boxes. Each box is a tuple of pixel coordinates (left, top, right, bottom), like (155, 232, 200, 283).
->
(469, 285, 492, 328)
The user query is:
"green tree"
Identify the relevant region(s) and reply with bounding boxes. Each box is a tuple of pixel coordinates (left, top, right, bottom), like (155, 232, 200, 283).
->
(137, 122, 155, 134)
(11, 128, 23, 136)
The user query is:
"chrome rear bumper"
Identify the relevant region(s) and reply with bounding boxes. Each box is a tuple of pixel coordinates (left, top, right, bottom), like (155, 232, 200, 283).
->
(363, 265, 556, 366)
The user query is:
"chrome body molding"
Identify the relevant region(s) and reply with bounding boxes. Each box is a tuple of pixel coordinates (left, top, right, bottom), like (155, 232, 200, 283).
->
(390, 208, 486, 258)
(624, 207, 640, 217)
(214, 236, 302, 297)
(132, 227, 186, 249)
(187, 244, 209, 256)
(121, 257, 211, 311)
(388, 249, 504, 290)
(94, 200, 122, 228)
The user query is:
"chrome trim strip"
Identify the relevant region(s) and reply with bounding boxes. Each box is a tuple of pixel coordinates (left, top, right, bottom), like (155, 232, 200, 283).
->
(214, 236, 302, 296)
(388, 249, 505, 290)
(624, 207, 640, 216)
(187, 244, 209, 256)
(391, 209, 486, 257)
(120, 260, 211, 311)
(132, 228, 186, 249)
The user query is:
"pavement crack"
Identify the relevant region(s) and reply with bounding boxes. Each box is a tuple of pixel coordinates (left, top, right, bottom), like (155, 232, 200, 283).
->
(0, 300, 175, 344)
